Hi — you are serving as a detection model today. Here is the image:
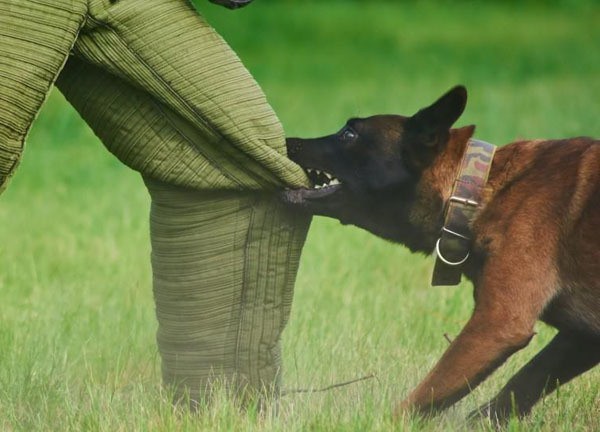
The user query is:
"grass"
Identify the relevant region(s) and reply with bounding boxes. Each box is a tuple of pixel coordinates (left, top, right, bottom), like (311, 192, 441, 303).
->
(1, 1, 599, 430)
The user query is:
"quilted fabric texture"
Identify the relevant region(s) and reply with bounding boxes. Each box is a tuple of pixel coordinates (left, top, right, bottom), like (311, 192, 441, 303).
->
(1, 0, 311, 403)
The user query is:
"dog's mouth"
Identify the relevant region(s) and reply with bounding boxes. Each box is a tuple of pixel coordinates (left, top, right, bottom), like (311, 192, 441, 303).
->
(282, 167, 345, 207)
(304, 168, 342, 189)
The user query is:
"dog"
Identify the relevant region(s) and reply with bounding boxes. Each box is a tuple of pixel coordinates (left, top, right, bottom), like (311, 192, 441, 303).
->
(282, 86, 600, 422)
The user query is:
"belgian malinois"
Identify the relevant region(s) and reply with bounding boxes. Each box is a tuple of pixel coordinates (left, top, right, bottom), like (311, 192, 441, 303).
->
(283, 86, 600, 422)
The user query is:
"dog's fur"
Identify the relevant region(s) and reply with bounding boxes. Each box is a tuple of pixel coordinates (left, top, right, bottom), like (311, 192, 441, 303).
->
(283, 86, 600, 422)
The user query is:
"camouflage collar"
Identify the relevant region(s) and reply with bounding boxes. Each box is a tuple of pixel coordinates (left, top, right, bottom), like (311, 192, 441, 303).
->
(431, 139, 496, 286)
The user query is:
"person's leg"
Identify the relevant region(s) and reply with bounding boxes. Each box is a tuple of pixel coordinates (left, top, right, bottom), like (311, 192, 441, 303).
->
(56, 33, 311, 404)
(146, 181, 309, 404)
(0, 0, 87, 192)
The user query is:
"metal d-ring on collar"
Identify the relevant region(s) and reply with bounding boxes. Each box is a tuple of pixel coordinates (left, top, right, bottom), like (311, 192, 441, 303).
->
(435, 226, 471, 266)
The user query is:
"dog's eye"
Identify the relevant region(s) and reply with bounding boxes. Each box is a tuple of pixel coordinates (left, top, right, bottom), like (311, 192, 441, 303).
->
(341, 129, 357, 141)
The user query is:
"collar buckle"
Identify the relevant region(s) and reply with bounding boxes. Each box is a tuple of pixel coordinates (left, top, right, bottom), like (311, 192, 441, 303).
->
(448, 196, 479, 207)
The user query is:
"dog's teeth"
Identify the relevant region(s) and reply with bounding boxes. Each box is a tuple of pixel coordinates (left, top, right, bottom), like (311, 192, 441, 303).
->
(306, 168, 314, 174)
(316, 170, 322, 175)
(330, 178, 341, 185)
(314, 184, 322, 189)
(324, 172, 332, 180)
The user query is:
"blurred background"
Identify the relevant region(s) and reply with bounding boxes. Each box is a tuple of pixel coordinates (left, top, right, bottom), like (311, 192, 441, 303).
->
(0, 0, 598, 430)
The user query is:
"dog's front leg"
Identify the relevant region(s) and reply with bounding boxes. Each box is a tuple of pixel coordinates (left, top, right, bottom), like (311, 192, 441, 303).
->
(394, 265, 553, 417)
(395, 306, 535, 417)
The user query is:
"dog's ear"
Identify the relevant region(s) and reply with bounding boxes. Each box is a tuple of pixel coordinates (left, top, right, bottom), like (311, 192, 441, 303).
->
(404, 86, 467, 169)
(408, 85, 467, 144)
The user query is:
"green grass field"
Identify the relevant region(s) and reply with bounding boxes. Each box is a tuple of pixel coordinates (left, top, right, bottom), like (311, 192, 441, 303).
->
(1, 1, 599, 430)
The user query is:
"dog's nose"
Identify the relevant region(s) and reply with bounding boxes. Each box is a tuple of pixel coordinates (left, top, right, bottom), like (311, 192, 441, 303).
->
(286, 138, 302, 157)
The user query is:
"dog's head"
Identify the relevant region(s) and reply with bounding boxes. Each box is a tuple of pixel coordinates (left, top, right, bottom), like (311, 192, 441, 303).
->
(283, 86, 471, 249)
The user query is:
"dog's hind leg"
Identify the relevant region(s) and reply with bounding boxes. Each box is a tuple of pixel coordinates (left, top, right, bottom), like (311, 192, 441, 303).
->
(469, 330, 600, 424)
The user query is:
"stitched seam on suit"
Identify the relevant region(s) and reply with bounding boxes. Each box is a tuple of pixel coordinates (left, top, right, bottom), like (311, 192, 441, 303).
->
(281, 220, 295, 330)
(258, 202, 278, 377)
(235, 199, 257, 375)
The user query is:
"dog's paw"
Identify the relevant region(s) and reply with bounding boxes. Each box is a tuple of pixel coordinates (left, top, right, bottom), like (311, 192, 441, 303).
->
(467, 402, 511, 428)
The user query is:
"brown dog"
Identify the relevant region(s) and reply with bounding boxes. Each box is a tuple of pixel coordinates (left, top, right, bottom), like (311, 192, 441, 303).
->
(283, 86, 600, 422)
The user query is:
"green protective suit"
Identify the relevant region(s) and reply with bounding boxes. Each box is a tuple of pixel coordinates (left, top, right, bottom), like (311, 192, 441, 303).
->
(0, 0, 311, 403)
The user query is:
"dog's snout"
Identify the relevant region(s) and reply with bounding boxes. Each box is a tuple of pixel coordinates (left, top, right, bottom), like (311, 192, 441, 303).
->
(286, 138, 303, 157)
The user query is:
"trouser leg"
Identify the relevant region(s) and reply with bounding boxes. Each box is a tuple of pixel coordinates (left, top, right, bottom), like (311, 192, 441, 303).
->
(0, 0, 87, 192)
(59, 0, 312, 402)
(56, 52, 311, 402)
(146, 181, 309, 402)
